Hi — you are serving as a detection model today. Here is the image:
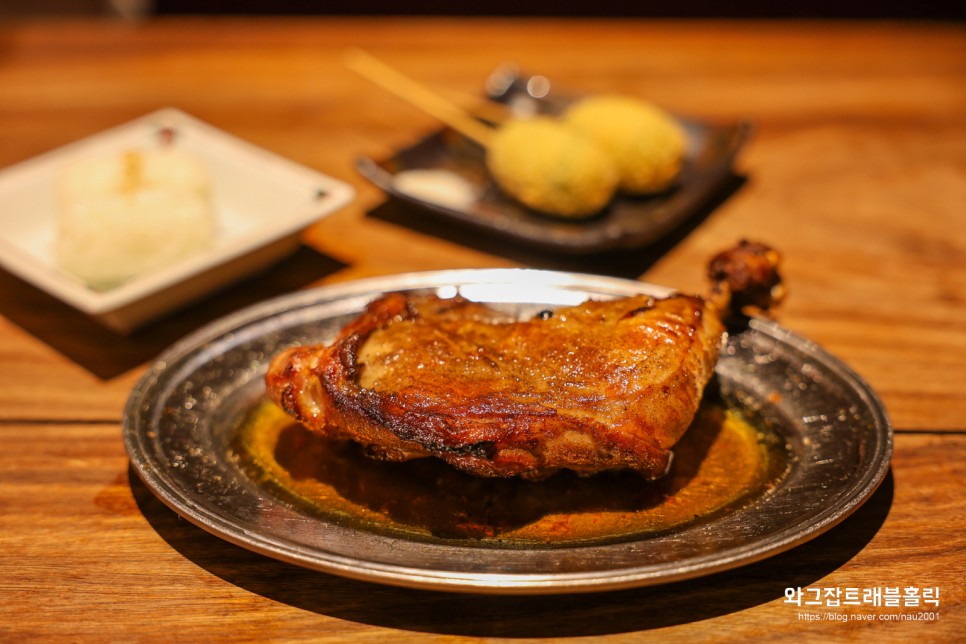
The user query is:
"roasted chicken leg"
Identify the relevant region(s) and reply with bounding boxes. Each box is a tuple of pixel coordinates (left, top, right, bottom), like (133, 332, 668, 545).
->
(266, 240, 782, 480)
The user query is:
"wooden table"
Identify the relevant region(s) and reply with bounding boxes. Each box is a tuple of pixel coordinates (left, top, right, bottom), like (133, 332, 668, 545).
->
(1, 16, 963, 641)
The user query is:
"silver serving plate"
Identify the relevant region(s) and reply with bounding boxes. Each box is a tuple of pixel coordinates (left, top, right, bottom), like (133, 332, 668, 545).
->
(123, 269, 892, 594)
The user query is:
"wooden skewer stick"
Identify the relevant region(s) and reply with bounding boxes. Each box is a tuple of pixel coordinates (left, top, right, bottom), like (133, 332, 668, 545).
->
(344, 48, 494, 148)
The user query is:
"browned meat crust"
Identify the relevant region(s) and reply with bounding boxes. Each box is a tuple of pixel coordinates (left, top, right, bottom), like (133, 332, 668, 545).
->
(708, 239, 786, 315)
(266, 290, 723, 479)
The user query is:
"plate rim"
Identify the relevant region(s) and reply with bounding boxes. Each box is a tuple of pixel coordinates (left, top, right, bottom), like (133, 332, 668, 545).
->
(123, 268, 893, 594)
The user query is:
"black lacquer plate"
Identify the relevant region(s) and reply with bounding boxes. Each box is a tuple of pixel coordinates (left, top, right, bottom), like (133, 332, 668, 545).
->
(357, 70, 751, 254)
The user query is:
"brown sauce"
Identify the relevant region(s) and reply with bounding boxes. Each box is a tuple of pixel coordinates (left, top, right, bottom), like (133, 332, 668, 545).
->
(232, 399, 787, 546)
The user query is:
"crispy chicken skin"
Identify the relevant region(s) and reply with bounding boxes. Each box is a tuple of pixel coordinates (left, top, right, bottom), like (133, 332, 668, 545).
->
(267, 292, 719, 479)
(265, 241, 782, 480)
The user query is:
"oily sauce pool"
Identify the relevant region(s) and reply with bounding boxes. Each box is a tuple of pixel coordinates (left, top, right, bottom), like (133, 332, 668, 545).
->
(232, 399, 787, 545)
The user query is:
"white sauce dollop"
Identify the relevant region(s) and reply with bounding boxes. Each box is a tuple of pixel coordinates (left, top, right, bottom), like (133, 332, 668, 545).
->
(391, 169, 477, 211)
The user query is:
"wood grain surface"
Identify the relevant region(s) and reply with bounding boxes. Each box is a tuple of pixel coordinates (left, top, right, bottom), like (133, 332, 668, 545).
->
(0, 16, 963, 640)
(1, 425, 961, 641)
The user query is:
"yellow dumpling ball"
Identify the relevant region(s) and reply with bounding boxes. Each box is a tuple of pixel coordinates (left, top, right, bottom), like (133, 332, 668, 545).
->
(564, 95, 686, 194)
(486, 116, 618, 219)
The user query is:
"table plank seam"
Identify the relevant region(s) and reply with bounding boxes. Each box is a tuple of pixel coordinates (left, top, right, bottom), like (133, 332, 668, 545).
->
(0, 418, 120, 426)
(0, 421, 963, 433)
(894, 428, 966, 435)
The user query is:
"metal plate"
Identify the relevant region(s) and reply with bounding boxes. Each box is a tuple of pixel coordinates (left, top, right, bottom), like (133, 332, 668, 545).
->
(123, 269, 892, 594)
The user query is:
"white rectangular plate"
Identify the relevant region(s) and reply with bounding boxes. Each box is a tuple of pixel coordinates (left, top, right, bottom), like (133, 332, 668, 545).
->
(0, 108, 354, 332)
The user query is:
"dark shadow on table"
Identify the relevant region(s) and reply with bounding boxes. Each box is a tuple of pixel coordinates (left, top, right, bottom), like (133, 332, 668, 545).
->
(132, 465, 894, 637)
(367, 172, 746, 279)
(152, 0, 966, 20)
(0, 246, 347, 381)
